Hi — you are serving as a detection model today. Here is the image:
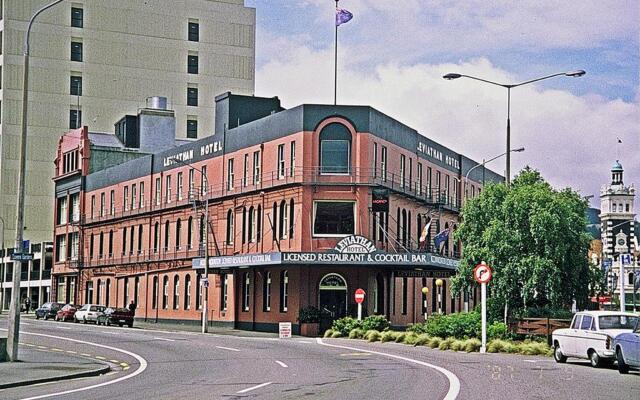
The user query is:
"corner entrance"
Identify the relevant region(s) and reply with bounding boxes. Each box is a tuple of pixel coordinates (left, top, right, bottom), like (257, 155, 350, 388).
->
(318, 273, 348, 333)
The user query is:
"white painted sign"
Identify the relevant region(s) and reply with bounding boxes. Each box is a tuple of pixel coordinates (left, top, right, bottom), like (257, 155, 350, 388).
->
(279, 322, 292, 339)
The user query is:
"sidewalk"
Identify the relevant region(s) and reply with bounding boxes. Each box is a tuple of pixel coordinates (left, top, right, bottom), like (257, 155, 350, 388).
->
(0, 347, 109, 389)
(133, 319, 280, 338)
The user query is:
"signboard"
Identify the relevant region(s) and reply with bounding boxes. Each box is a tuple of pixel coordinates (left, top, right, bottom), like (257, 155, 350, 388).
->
(354, 288, 366, 304)
(10, 253, 34, 262)
(372, 188, 389, 212)
(621, 254, 632, 265)
(200, 277, 209, 288)
(395, 270, 452, 278)
(473, 263, 492, 284)
(278, 322, 292, 339)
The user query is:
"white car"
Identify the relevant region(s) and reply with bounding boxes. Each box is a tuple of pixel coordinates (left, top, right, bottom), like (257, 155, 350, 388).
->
(552, 311, 638, 367)
(74, 304, 106, 324)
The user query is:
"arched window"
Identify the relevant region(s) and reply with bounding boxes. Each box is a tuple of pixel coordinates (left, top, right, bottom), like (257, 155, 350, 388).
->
(185, 274, 191, 310)
(173, 275, 180, 310)
(407, 211, 412, 250)
(319, 123, 351, 174)
(164, 221, 170, 252)
(90, 233, 95, 258)
(248, 206, 255, 243)
(257, 205, 262, 243)
(263, 271, 271, 311)
(272, 202, 278, 242)
(443, 222, 450, 256)
(176, 218, 182, 250)
(452, 224, 459, 256)
(401, 209, 407, 247)
(280, 270, 289, 312)
(162, 276, 169, 309)
(374, 274, 384, 314)
(99, 232, 104, 257)
(154, 222, 159, 252)
(196, 272, 202, 310)
(129, 226, 134, 255)
(124, 277, 129, 306)
(138, 225, 143, 254)
(289, 199, 295, 239)
(199, 215, 205, 250)
(96, 279, 102, 305)
(226, 209, 234, 245)
(134, 276, 140, 307)
(187, 216, 193, 249)
(242, 207, 247, 245)
(122, 228, 127, 255)
(242, 272, 250, 311)
(221, 273, 229, 311)
(279, 200, 287, 239)
(152, 276, 158, 309)
(106, 279, 111, 307)
(396, 207, 401, 242)
(108, 230, 113, 257)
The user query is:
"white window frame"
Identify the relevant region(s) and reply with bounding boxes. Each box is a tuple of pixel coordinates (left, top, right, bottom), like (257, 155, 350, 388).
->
(381, 146, 387, 181)
(165, 175, 172, 203)
(400, 154, 406, 188)
(290, 141, 295, 177)
(227, 159, 234, 191)
(320, 139, 351, 175)
(177, 172, 183, 200)
(277, 144, 285, 179)
(312, 200, 356, 238)
(243, 154, 248, 187)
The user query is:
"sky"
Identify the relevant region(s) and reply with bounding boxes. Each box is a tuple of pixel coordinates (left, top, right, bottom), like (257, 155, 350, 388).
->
(245, 0, 639, 208)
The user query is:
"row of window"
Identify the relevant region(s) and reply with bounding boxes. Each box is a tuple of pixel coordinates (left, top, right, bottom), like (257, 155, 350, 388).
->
(611, 202, 631, 213)
(56, 193, 80, 225)
(242, 271, 289, 312)
(224, 200, 296, 245)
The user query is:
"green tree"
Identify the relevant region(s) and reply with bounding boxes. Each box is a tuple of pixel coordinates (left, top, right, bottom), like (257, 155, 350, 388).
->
(452, 168, 594, 321)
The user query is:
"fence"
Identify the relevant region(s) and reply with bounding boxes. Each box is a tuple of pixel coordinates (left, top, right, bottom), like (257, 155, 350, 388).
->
(510, 317, 572, 345)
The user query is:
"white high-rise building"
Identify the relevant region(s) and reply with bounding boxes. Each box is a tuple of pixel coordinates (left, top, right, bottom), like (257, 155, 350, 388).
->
(0, 0, 256, 244)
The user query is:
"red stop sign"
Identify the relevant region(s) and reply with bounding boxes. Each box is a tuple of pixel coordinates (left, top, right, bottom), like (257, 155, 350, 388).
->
(354, 288, 366, 304)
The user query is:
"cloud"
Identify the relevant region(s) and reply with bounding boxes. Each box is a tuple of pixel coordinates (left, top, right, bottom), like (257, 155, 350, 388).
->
(256, 45, 640, 204)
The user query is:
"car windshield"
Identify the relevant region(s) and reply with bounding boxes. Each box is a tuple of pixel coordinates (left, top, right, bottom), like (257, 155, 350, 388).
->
(598, 315, 638, 329)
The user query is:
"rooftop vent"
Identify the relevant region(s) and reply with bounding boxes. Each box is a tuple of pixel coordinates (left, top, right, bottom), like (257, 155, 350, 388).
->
(146, 96, 167, 110)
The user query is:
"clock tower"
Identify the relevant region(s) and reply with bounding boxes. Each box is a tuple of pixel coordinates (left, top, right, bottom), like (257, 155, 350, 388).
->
(600, 160, 636, 259)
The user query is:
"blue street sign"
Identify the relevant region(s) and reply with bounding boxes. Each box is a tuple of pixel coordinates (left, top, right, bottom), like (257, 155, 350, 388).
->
(621, 254, 632, 265)
(23, 240, 30, 251)
(603, 259, 612, 268)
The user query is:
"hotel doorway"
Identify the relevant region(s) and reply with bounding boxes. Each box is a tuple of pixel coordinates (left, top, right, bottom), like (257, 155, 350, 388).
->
(319, 273, 348, 333)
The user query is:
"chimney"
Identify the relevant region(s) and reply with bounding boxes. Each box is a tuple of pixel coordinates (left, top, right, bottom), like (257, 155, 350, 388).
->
(138, 96, 175, 153)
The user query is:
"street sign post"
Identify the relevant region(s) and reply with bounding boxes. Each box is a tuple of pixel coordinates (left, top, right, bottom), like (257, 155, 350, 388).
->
(355, 288, 365, 320)
(10, 253, 33, 262)
(279, 322, 292, 339)
(474, 262, 493, 354)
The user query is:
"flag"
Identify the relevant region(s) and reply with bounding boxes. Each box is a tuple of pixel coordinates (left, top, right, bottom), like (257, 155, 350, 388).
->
(419, 219, 432, 243)
(336, 8, 353, 26)
(633, 235, 638, 250)
(433, 227, 450, 250)
(617, 137, 622, 143)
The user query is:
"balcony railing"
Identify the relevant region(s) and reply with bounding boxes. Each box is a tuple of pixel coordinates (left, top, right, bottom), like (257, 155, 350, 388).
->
(81, 167, 462, 225)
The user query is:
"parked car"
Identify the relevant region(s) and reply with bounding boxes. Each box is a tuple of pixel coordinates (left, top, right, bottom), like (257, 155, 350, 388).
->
(613, 317, 640, 374)
(35, 302, 64, 320)
(97, 307, 134, 327)
(553, 311, 638, 367)
(74, 304, 106, 324)
(55, 304, 78, 322)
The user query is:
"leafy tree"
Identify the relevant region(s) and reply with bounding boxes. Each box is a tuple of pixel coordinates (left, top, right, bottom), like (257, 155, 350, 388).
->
(452, 168, 594, 321)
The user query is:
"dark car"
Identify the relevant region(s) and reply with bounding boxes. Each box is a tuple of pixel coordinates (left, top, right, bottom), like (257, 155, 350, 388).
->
(97, 307, 134, 327)
(55, 304, 78, 322)
(35, 302, 64, 320)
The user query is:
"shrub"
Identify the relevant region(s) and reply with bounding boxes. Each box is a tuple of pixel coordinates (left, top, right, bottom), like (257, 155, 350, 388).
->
(394, 333, 407, 343)
(487, 339, 509, 353)
(487, 322, 509, 340)
(380, 331, 398, 343)
(332, 317, 361, 337)
(438, 337, 456, 350)
(367, 331, 381, 342)
(463, 338, 481, 353)
(331, 330, 342, 338)
(517, 341, 551, 356)
(407, 322, 428, 335)
(298, 306, 321, 323)
(323, 329, 335, 338)
(427, 337, 443, 349)
(414, 334, 432, 346)
(403, 332, 419, 345)
(361, 315, 391, 332)
(421, 312, 481, 339)
(363, 330, 379, 341)
(349, 328, 364, 339)
(450, 340, 465, 352)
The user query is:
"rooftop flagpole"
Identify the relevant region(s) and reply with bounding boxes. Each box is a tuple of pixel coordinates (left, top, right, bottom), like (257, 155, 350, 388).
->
(334, 0, 339, 105)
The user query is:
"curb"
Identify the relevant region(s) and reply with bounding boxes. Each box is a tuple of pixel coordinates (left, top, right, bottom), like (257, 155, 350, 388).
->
(0, 364, 111, 389)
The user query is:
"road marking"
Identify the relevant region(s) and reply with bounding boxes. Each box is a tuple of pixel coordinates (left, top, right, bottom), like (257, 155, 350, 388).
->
(317, 338, 460, 400)
(95, 356, 106, 360)
(109, 359, 120, 363)
(523, 360, 537, 363)
(339, 352, 371, 356)
(80, 353, 92, 357)
(0, 329, 148, 400)
(37, 345, 47, 349)
(120, 362, 129, 367)
(297, 340, 314, 343)
(216, 345, 240, 352)
(153, 337, 176, 342)
(50, 348, 63, 352)
(55, 326, 72, 330)
(275, 360, 288, 368)
(66, 350, 77, 354)
(237, 382, 272, 394)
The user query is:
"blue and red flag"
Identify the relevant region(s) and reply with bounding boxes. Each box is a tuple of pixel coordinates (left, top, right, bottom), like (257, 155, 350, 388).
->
(336, 8, 353, 26)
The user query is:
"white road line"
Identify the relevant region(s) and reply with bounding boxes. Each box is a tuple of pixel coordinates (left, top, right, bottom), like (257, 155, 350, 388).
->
(216, 345, 240, 352)
(0, 329, 148, 400)
(236, 382, 272, 394)
(55, 326, 72, 330)
(275, 360, 288, 368)
(317, 338, 460, 400)
(153, 337, 176, 342)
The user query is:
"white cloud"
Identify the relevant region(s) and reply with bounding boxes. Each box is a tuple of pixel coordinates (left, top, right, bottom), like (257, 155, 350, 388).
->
(256, 45, 640, 204)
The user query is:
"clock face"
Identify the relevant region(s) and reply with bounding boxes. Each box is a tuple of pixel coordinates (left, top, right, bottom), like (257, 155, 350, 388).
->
(617, 238, 626, 246)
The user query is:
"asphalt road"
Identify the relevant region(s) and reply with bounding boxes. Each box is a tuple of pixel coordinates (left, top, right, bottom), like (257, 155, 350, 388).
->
(0, 318, 638, 400)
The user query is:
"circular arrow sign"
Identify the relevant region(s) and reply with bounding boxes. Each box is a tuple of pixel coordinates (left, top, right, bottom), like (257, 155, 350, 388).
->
(473, 263, 492, 284)
(354, 288, 366, 304)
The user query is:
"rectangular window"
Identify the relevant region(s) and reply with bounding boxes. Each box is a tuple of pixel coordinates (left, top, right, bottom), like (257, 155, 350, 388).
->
(400, 155, 406, 188)
(70, 41, 83, 62)
(243, 154, 248, 187)
(155, 177, 161, 206)
(320, 140, 350, 174)
(71, 7, 83, 28)
(313, 201, 355, 236)
(253, 151, 261, 184)
(139, 182, 145, 208)
(263, 272, 271, 312)
(417, 162, 423, 196)
(177, 172, 183, 200)
(165, 175, 172, 203)
(124, 186, 129, 211)
(221, 274, 228, 311)
(381, 146, 387, 181)
(444, 175, 450, 202)
(401, 277, 408, 315)
(71, 193, 80, 222)
(280, 271, 289, 312)
(70, 232, 79, 261)
(188, 21, 199, 42)
(187, 87, 198, 106)
(290, 141, 296, 177)
(186, 119, 197, 139)
(227, 159, 234, 190)
(100, 192, 105, 217)
(69, 109, 81, 129)
(56, 235, 67, 262)
(187, 55, 198, 74)
(201, 166, 207, 195)
(242, 273, 250, 311)
(373, 142, 378, 178)
(91, 195, 95, 218)
(435, 171, 441, 198)
(277, 144, 285, 179)
(57, 197, 68, 225)
(427, 167, 432, 198)
(131, 184, 137, 209)
(70, 75, 82, 96)
(110, 190, 115, 215)
(409, 158, 413, 191)
(188, 169, 194, 198)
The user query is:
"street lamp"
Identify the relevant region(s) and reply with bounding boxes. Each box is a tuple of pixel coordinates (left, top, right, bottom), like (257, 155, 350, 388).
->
(435, 278, 443, 314)
(170, 159, 210, 334)
(0, 217, 5, 312)
(443, 70, 585, 186)
(421, 286, 429, 321)
(7, 0, 65, 363)
(464, 147, 525, 199)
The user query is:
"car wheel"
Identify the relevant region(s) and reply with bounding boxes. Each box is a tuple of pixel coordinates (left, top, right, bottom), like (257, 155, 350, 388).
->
(589, 350, 602, 368)
(105, 319, 110, 326)
(553, 344, 567, 363)
(617, 348, 630, 374)
(83, 317, 87, 324)
(36, 314, 40, 320)
(118, 323, 123, 327)
(44, 314, 49, 320)
(54, 315, 59, 321)
(127, 323, 133, 328)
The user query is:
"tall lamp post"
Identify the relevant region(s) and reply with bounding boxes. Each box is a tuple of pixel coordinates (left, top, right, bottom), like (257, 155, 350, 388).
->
(0, 217, 5, 312)
(443, 70, 585, 187)
(170, 159, 210, 334)
(7, 0, 65, 362)
(464, 147, 525, 198)
(435, 279, 443, 314)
